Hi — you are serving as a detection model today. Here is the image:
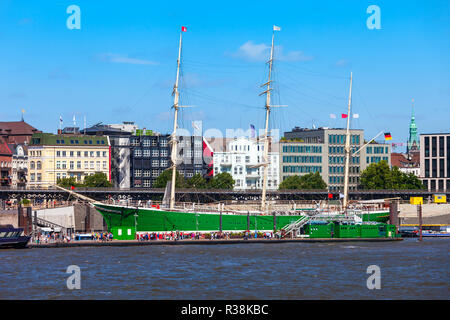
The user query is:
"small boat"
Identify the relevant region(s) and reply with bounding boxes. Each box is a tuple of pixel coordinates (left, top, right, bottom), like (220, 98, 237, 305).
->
(0, 225, 31, 249)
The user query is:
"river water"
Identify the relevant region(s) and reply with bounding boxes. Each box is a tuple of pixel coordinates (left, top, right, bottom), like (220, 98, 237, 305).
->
(0, 238, 448, 300)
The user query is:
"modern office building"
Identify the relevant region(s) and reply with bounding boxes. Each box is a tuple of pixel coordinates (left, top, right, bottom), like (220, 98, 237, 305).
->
(27, 133, 111, 188)
(420, 133, 450, 191)
(213, 137, 279, 190)
(281, 127, 391, 191)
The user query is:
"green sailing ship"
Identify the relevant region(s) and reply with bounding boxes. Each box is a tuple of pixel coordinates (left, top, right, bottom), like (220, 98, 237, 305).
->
(90, 26, 396, 240)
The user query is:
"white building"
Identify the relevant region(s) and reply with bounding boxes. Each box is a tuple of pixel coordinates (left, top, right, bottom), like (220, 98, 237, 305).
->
(10, 144, 28, 188)
(213, 137, 279, 190)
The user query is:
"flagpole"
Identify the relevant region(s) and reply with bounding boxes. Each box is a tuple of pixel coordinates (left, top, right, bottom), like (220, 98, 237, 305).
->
(343, 72, 353, 211)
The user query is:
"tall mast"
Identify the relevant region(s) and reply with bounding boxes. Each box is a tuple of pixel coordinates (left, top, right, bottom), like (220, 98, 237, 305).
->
(261, 28, 276, 212)
(169, 30, 183, 210)
(343, 72, 353, 210)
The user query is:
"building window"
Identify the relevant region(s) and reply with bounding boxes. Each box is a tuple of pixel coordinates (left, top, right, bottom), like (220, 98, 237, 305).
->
(152, 149, 159, 157)
(160, 139, 167, 147)
(152, 160, 159, 167)
(143, 170, 150, 177)
(134, 169, 142, 177)
(30, 161, 35, 169)
(62, 161, 67, 169)
(90, 161, 94, 169)
(103, 161, 107, 169)
(77, 161, 81, 169)
(30, 173, 35, 182)
(70, 161, 74, 170)
(56, 161, 61, 169)
(161, 150, 168, 157)
(143, 180, 151, 188)
(143, 149, 150, 157)
(161, 160, 168, 167)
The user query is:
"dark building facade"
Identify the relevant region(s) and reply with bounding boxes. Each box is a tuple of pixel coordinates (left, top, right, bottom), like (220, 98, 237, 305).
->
(420, 133, 450, 191)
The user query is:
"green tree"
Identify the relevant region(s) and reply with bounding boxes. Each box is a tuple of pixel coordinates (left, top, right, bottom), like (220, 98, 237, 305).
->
(360, 160, 425, 189)
(208, 172, 235, 189)
(186, 173, 207, 189)
(83, 172, 112, 188)
(278, 175, 303, 189)
(57, 177, 80, 188)
(153, 169, 186, 188)
(279, 172, 327, 190)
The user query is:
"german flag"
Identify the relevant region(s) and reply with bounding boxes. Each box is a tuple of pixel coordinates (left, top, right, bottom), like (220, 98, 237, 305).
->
(384, 132, 392, 140)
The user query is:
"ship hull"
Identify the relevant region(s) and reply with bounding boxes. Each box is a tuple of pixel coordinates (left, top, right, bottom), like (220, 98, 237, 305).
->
(93, 203, 392, 240)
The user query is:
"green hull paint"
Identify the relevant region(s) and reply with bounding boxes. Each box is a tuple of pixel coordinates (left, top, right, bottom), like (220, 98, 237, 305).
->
(93, 203, 394, 240)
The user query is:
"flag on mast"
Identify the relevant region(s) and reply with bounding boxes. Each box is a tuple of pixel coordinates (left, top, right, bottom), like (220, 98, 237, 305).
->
(353, 113, 359, 118)
(273, 25, 281, 31)
(384, 132, 392, 140)
(250, 124, 256, 138)
(341, 114, 348, 119)
(330, 114, 337, 119)
(181, 26, 187, 32)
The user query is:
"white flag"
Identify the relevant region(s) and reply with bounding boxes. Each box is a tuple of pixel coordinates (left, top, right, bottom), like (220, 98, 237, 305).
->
(273, 25, 281, 31)
(192, 121, 199, 130)
(339, 193, 345, 199)
(353, 113, 359, 118)
(59, 116, 63, 123)
(330, 113, 336, 119)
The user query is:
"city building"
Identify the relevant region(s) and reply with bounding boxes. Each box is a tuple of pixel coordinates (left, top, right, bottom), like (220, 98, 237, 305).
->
(0, 140, 12, 186)
(83, 122, 135, 189)
(27, 133, 111, 188)
(391, 152, 420, 176)
(213, 137, 279, 190)
(281, 127, 391, 191)
(420, 133, 450, 191)
(9, 144, 28, 188)
(0, 120, 41, 144)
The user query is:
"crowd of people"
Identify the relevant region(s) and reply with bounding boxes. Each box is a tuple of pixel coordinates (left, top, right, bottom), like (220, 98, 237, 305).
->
(136, 230, 281, 241)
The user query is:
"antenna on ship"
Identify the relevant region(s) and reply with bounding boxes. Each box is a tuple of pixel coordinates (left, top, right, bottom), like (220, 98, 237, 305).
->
(260, 25, 282, 212)
(343, 72, 353, 210)
(169, 26, 188, 210)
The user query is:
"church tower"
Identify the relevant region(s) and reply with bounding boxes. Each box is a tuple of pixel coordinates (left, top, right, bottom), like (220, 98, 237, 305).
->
(407, 98, 419, 153)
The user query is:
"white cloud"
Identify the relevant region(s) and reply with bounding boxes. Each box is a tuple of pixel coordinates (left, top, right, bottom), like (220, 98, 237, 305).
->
(335, 59, 349, 67)
(231, 41, 313, 62)
(98, 53, 158, 66)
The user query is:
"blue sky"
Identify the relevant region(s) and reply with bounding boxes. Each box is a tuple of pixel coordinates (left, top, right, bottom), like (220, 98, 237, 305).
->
(1, 0, 449, 152)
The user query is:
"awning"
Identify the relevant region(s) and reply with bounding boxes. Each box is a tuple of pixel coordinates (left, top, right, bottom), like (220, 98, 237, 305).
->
(40, 227, 53, 232)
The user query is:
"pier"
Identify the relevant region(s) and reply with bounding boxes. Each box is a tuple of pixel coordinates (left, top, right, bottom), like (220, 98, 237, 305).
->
(28, 237, 403, 248)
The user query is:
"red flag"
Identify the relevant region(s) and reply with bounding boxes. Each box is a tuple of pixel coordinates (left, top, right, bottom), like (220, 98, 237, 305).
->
(71, 186, 75, 190)
(181, 26, 187, 32)
(328, 193, 333, 199)
(341, 114, 348, 118)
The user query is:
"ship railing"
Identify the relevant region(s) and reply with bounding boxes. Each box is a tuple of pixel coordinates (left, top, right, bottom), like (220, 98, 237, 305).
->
(282, 216, 311, 236)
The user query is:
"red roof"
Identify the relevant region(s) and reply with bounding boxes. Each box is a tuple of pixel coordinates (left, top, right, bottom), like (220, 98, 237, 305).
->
(0, 121, 41, 144)
(391, 152, 420, 168)
(0, 141, 12, 156)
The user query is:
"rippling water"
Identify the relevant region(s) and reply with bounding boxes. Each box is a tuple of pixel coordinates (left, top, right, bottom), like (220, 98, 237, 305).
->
(0, 238, 448, 300)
